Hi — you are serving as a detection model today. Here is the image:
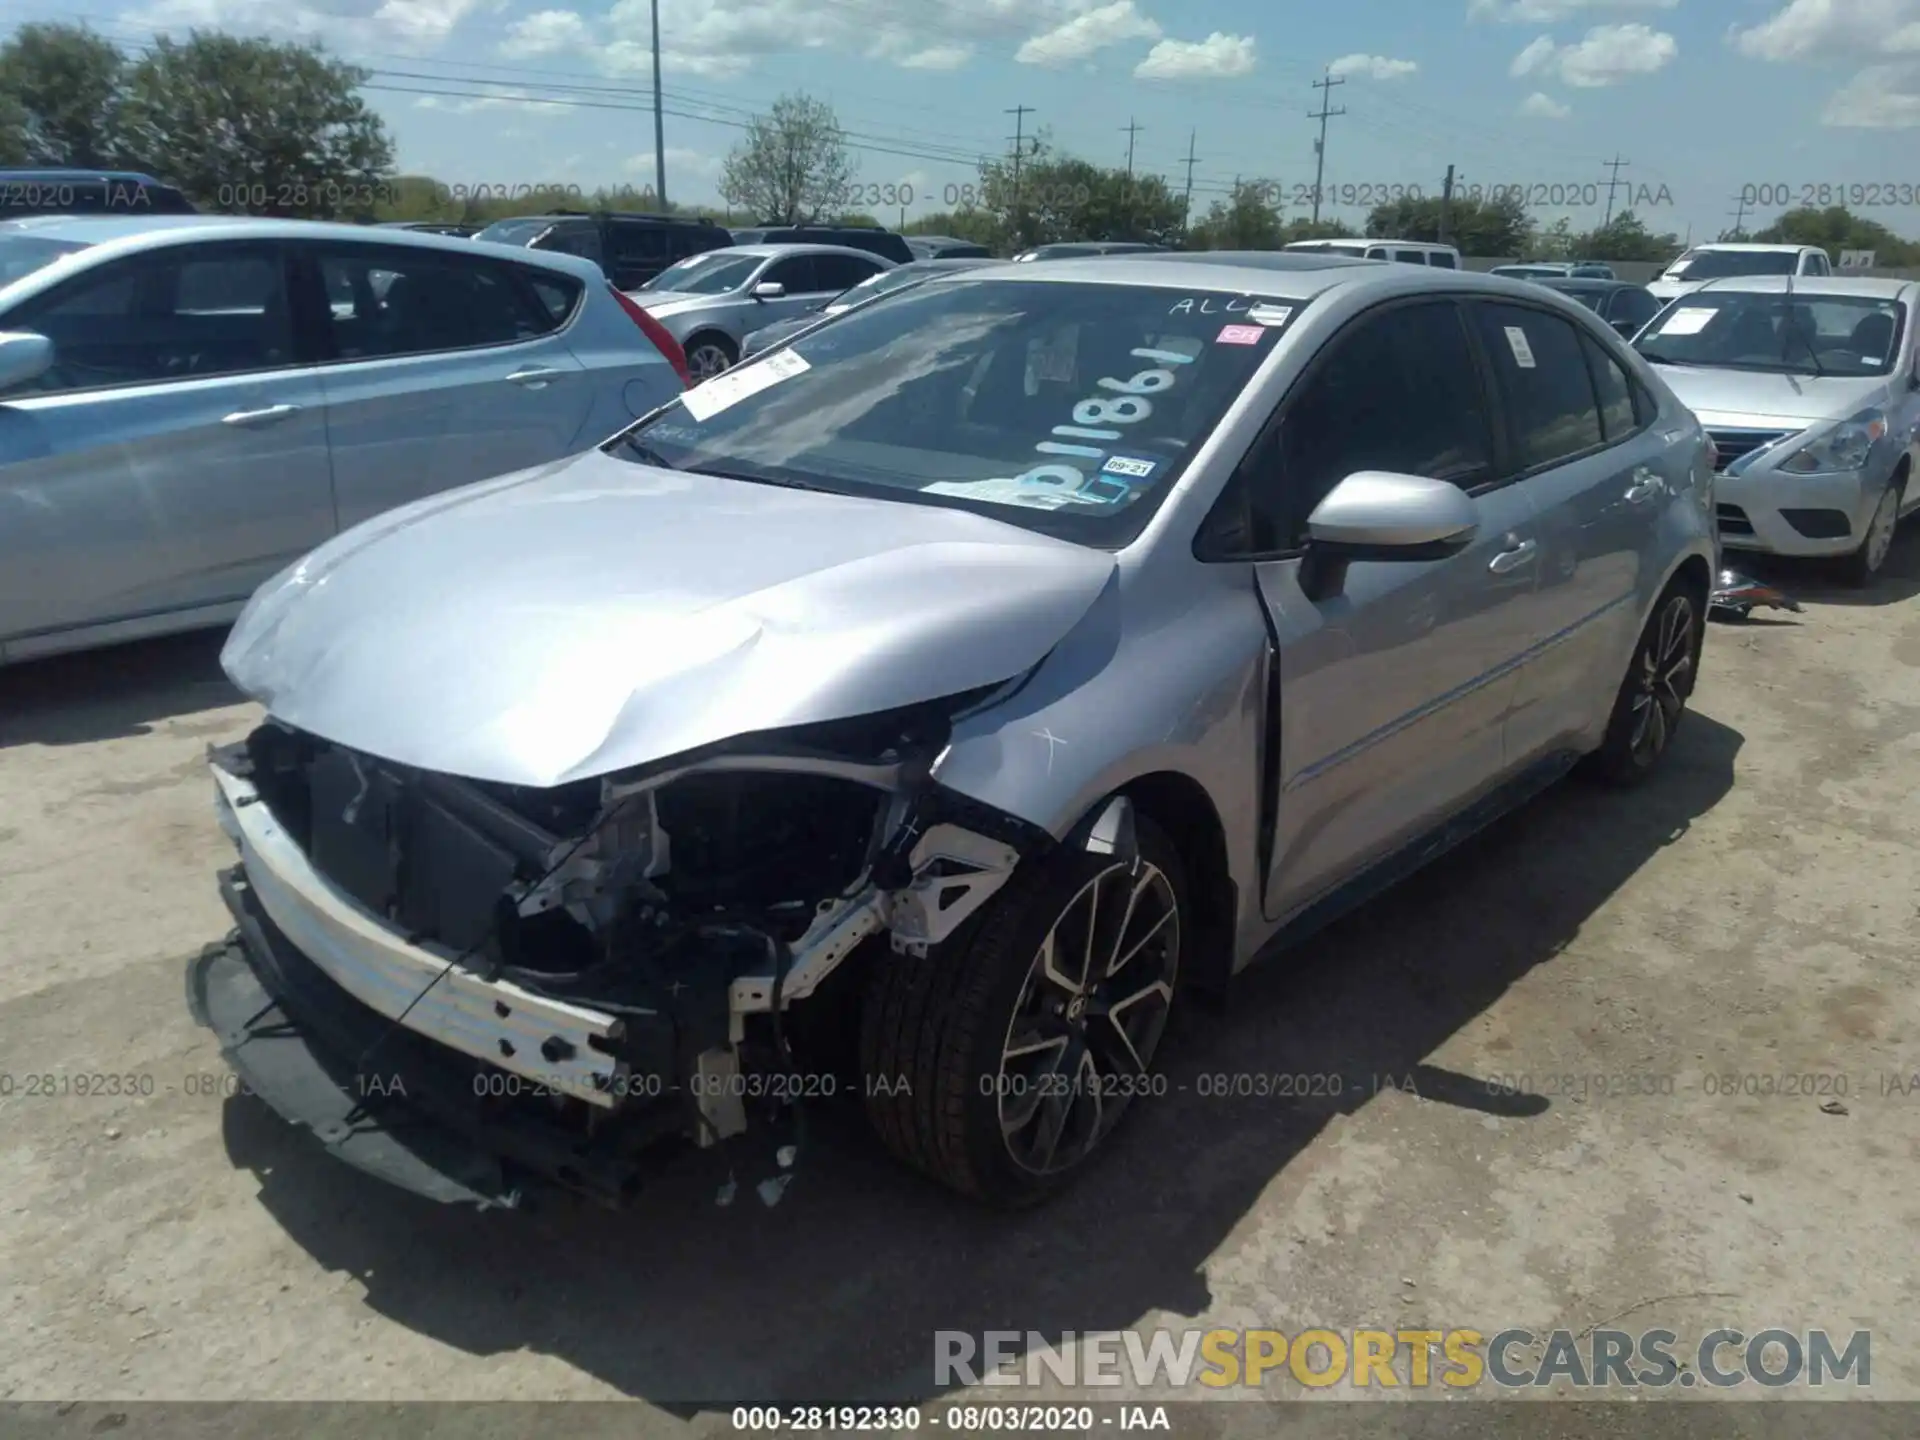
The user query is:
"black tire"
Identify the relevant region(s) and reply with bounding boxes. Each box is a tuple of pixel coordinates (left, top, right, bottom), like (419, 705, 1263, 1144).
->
(1839, 479, 1901, 588)
(683, 332, 737, 382)
(860, 815, 1188, 1206)
(1588, 581, 1703, 787)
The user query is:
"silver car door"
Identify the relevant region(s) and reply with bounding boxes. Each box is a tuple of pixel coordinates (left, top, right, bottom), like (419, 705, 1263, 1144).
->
(1472, 301, 1663, 764)
(308, 242, 593, 531)
(0, 238, 332, 651)
(1236, 298, 1545, 921)
(752, 252, 826, 325)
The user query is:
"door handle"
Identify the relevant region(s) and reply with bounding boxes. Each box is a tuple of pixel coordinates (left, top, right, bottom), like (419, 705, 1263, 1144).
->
(221, 403, 301, 427)
(1624, 469, 1666, 504)
(506, 366, 564, 387)
(1488, 538, 1537, 574)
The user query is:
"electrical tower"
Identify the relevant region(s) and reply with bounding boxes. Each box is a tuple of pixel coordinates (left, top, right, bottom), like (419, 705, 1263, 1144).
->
(1308, 71, 1346, 226)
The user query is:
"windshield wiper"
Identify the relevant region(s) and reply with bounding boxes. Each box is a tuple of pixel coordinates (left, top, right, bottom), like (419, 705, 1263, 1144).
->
(617, 432, 682, 468)
(688, 463, 839, 494)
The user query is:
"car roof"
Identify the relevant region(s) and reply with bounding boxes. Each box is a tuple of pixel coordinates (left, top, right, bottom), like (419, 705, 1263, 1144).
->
(894, 256, 995, 272)
(1688, 275, 1914, 300)
(956, 255, 1558, 301)
(1679, 242, 1818, 253)
(0, 167, 168, 183)
(1536, 276, 1634, 292)
(1136, 250, 1376, 272)
(0, 213, 610, 283)
(722, 242, 897, 261)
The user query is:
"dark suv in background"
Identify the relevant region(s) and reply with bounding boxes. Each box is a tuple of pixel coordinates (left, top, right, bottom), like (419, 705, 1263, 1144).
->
(0, 168, 195, 217)
(728, 223, 914, 265)
(471, 211, 731, 289)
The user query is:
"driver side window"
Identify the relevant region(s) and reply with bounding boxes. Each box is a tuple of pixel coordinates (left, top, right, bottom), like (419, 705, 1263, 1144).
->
(1222, 300, 1496, 553)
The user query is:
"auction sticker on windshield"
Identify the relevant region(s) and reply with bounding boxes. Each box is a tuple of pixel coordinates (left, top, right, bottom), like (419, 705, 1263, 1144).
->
(680, 349, 809, 421)
(1659, 307, 1716, 336)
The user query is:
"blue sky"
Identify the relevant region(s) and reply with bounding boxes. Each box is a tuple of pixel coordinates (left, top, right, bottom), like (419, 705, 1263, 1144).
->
(23, 0, 1920, 241)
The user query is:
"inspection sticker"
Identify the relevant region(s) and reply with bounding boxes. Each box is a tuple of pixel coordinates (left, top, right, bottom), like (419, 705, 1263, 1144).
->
(1247, 304, 1293, 327)
(1503, 325, 1537, 369)
(679, 348, 809, 421)
(1217, 324, 1265, 345)
(1101, 455, 1157, 479)
(1660, 307, 1716, 336)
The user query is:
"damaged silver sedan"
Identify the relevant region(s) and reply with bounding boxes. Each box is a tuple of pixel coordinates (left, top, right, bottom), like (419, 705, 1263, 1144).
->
(191, 255, 1714, 1209)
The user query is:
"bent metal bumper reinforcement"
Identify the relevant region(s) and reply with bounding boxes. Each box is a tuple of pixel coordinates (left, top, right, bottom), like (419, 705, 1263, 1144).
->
(212, 760, 629, 1107)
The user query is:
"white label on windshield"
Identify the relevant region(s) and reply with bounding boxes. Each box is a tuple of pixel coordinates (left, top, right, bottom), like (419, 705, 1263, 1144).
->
(1661, 307, 1716, 336)
(1247, 304, 1293, 328)
(1503, 325, 1537, 369)
(1102, 455, 1156, 478)
(679, 348, 809, 421)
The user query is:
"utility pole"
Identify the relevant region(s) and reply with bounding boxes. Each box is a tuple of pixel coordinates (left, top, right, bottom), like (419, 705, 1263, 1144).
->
(1307, 70, 1346, 226)
(1005, 104, 1035, 248)
(1121, 118, 1142, 177)
(1601, 154, 1629, 227)
(1181, 129, 1200, 219)
(1439, 163, 1455, 245)
(1727, 191, 1748, 239)
(650, 0, 667, 208)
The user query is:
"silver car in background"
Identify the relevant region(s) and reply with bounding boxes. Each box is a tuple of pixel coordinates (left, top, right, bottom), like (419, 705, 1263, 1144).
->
(633, 243, 893, 381)
(1634, 276, 1920, 584)
(195, 256, 1714, 1211)
(0, 215, 685, 663)
(740, 256, 995, 360)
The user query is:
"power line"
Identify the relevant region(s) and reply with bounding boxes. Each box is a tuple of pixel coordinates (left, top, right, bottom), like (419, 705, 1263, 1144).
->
(1307, 70, 1346, 226)
(1602, 154, 1629, 227)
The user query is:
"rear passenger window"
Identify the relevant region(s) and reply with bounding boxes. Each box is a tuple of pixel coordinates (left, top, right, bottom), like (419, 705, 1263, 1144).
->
(1580, 333, 1638, 441)
(1429, 251, 1457, 269)
(1473, 302, 1603, 471)
(1393, 249, 1425, 265)
(813, 253, 884, 291)
(523, 269, 584, 326)
(317, 248, 557, 360)
(538, 224, 602, 264)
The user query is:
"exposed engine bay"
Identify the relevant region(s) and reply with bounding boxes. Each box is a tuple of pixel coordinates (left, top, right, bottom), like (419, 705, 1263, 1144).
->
(207, 690, 1043, 1194)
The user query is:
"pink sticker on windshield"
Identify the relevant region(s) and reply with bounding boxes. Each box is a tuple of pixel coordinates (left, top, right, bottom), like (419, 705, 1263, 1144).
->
(1216, 324, 1264, 345)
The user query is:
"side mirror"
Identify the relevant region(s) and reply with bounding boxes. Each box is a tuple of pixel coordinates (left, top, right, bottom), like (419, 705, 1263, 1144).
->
(0, 330, 54, 391)
(751, 281, 786, 300)
(1300, 471, 1478, 599)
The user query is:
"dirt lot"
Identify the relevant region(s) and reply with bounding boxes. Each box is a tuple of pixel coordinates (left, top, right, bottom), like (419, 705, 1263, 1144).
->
(2, 537, 1918, 1426)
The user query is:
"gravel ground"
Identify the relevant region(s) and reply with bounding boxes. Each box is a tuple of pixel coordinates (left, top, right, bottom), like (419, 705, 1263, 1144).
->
(1, 535, 1917, 1430)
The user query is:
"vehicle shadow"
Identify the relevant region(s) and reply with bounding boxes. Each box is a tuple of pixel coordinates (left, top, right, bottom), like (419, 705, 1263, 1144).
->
(221, 712, 1743, 1411)
(0, 629, 243, 750)
(1731, 522, 1920, 608)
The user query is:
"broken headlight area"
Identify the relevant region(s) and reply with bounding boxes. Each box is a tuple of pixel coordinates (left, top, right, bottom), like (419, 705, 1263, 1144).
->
(207, 695, 1043, 1196)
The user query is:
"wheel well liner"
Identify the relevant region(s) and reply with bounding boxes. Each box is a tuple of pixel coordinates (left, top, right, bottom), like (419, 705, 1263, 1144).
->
(1115, 771, 1235, 997)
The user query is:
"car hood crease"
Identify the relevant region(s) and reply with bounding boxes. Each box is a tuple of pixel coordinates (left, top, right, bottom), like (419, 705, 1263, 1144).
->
(1651, 367, 1888, 424)
(221, 449, 1118, 788)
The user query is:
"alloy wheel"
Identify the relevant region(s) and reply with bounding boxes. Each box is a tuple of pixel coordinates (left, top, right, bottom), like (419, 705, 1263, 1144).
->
(995, 859, 1180, 1176)
(687, 343, 732, 382)
(1862, 489, 1899, 576)
(1629, 593, 1695, 766)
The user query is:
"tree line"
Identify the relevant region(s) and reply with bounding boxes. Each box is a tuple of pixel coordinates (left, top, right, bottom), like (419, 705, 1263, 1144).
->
(3, 22, 1916, 265)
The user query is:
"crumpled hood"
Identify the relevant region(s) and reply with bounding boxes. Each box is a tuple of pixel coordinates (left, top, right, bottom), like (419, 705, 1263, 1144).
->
(221, 448, 1117, 788)
(1653, 365, 1887, 426)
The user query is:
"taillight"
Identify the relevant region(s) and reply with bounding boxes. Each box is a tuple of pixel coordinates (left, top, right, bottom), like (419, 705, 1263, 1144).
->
(609, 283, 691, 387)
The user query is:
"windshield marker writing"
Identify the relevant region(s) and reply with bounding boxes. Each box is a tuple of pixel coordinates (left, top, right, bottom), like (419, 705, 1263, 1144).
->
(1036, 441, 1105, 458)
(1132, 347, 1195, 366)
(1052, 425, 1123, 440)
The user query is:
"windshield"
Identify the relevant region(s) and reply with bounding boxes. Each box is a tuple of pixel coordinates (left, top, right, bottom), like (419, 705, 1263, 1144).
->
(1635, 293, 1903, 377)
(0, 234, 91, 288)
(473, 218, 555, 246)
(612, 279, 1297, 545)
(644, 252, 761, 294)
(1666, 249, 1798, 280)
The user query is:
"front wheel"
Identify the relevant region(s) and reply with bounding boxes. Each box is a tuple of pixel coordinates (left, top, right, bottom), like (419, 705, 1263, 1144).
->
(860, 815, 1187, 1206)
(684, 333, 737, 382)
(1840, 482, 1900, 588)
(1588, 583, 1702, 786)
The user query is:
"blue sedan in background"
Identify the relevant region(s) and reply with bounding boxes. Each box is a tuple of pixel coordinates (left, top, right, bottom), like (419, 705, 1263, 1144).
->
(0, 215, 686, 664)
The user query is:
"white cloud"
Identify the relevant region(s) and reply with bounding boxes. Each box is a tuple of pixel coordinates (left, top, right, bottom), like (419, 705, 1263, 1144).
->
(1016, 1, 1161, 67)
(1327, 52, 1418, 79)
(1518, 89, 1572, 115)
(1822, 59, 1920, 123)
(121, 0, 489, 44)
(499, 8, 592, 57)
(1470, 0, 1675, 20)
(1511, 22, 1676, 85)
(1730, 0, 1920, 61)
(1134, 32, 1257, 79)
(898, 43, 974, 68)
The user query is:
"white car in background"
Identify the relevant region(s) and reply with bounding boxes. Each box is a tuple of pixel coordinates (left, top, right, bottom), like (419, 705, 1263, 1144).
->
(1632, 275, 1920, 584)
(1646, 243, 1832, 304)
